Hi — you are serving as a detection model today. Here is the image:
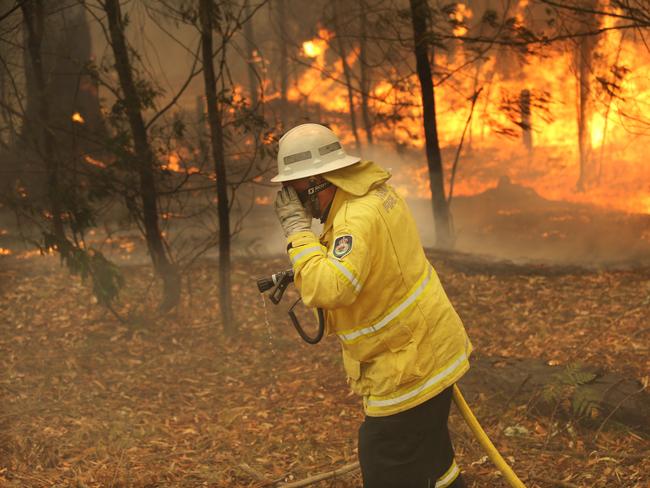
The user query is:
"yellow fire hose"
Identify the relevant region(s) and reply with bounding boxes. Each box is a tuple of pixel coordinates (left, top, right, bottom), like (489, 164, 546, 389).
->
(452, 385, 527, 488)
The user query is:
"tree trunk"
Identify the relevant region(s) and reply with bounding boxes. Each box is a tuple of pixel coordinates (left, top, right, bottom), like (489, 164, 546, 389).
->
(277, 0, 288, 127)
(575, 0, 599, 192)
(576, 39, 592, 191)
(520, 88, 533, 160)
(104, 0, 180, 311)
(199, 0, 235, 335)
(408, 0, 452, 248)
(21, 0, 65, 243)
(359, 0, 373, 146)
(22, 2, 105, 153)
(243, 0, 258, 108)
(333, 0, 360, 153)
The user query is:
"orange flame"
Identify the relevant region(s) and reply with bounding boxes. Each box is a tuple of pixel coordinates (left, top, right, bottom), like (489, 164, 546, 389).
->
(283, 15, 650, 214)
(302, 40, 322, 58)
(71, 112, 85, 124)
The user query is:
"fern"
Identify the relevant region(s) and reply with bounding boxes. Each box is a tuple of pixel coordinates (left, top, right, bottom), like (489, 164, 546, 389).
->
(543, 363, 600, 418)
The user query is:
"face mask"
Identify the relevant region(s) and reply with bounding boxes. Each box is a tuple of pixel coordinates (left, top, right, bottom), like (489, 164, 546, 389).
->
(297, 179, 332, 218)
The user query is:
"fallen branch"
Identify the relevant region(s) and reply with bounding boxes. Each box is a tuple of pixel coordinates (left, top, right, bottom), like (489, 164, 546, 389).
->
(595, 383, 647, 439)
(277, 462, 360, 488)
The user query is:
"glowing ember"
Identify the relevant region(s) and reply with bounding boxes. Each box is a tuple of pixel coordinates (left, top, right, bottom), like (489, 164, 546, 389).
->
(84, 155, 106, 168)
(71, 112, 85, 124)
(0, 248, 11, 256)
(165, 153, 181, 172)
(119, 241, 135, 253)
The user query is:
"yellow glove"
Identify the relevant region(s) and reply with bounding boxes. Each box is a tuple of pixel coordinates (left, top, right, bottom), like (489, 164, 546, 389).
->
(274, 186, 312, 237)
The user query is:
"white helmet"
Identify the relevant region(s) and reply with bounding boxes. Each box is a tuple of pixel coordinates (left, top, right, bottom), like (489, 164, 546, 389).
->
(272, 123, 360, 182)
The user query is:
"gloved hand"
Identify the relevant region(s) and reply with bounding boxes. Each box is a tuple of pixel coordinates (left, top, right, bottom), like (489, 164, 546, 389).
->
(274, 186, 312, 237)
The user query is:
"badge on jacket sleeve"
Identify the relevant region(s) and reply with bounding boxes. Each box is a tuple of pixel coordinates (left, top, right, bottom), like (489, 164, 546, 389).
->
(332, 235, 353, 259)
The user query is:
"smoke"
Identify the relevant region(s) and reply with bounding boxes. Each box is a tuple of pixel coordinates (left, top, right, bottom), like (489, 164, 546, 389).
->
(249, 143, 650, 267)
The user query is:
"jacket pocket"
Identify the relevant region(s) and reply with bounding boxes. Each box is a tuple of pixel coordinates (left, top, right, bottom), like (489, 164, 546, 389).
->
(380, 323, 413, 352)
(394, 341, 425, 386)
(342, 349, 361, 381)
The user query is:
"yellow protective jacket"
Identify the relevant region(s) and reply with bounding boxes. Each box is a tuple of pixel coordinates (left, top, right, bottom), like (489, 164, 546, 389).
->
(287, 161, 472, 416)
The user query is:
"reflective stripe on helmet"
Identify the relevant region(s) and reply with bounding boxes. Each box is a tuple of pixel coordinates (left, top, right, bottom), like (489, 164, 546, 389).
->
(284, 150, 312, 165)
(318, 141, 342, 155)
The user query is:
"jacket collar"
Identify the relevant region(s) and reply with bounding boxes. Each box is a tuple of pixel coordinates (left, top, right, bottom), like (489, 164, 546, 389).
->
(319, 160, 392, 240)
(320, 188, 346, 240)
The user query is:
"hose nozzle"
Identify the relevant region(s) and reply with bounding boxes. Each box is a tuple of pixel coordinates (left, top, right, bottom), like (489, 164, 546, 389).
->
(256, 269, 294, 304)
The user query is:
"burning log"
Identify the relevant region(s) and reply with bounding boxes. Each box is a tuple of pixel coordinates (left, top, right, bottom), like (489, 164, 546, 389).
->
(460, 355, 650, 435)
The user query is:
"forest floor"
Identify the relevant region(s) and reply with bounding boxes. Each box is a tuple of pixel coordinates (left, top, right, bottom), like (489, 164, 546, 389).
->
(0, 252, 649, 487)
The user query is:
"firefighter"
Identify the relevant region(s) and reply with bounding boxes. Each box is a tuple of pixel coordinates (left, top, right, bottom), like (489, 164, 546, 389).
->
(273, 123, 472, 488)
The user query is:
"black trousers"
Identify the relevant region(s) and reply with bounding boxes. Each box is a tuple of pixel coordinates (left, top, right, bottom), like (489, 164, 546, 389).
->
(358, 386, 465, 488)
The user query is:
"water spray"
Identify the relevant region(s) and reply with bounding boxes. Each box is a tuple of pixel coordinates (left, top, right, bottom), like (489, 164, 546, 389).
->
(256, 269, 325, 344)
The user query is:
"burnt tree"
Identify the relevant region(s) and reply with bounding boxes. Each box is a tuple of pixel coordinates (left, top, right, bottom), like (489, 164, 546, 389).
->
(332, 0, 361, 152)
(575, 0, 600, 191)
(199, 0, 235, 334)
(520, 88, 533, 158)
(277, 0, 289, 126)
(358, 0, 373, 146)
(243, 0, 258, 108)
(409, 0, 452, 248)
(104, 0, 180, 311)
(20, 0, 65, 243)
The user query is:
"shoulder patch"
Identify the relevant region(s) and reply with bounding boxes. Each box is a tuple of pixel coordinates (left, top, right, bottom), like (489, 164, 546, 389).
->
(332, 235, 353, 259)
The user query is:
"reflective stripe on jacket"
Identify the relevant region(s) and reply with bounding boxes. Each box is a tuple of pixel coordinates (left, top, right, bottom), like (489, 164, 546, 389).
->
(286, 161, 472, 416)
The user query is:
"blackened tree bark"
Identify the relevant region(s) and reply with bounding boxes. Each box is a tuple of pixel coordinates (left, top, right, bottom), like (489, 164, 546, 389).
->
(21, 0, 65, 243)
(333, 0, 360, 152)
(409, 0, 452, 248)
(576, 3, 599, 192)
(22, 2, 105, 148)
(243, 0, 258, 108)
(359, 0, 373, 146)
(277, 0, 288, 126)
(199, 0, 235, 335)
(520, 88, 533, 158)
(104, 0, 180, 311)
